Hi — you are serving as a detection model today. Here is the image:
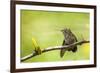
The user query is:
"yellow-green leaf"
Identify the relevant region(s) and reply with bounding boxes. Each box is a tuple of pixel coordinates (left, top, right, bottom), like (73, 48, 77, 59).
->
(32, 37, 42, 54)
(32, 37, 39, 48)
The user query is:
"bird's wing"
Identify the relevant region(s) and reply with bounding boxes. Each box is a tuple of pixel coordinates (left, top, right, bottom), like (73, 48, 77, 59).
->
(60, 48, 66, 58)
(60, 40, 66, 58)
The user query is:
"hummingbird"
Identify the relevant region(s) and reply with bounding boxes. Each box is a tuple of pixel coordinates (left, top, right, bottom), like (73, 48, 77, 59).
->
(60, 28, 77, 58)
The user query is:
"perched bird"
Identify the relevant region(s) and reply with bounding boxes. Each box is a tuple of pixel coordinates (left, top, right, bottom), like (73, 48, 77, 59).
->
(32, 37, 42, 55)
(60, 28, 77, 58)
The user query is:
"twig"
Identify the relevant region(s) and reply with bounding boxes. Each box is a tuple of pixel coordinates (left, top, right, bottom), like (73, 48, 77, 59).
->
(21, 40, 90, 62)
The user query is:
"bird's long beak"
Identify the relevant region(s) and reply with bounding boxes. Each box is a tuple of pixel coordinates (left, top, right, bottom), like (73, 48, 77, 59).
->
(60, 29, 64, 32)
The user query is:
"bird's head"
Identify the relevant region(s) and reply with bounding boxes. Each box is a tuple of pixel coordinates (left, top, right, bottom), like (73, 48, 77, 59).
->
(61, 28, 71, 34)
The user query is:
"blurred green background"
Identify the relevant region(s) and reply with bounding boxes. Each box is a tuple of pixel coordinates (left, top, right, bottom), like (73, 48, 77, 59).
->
(20, 10, 90, 62)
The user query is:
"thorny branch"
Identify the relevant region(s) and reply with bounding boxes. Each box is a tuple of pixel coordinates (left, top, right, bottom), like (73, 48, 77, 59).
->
(21, 40, 90, 62)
